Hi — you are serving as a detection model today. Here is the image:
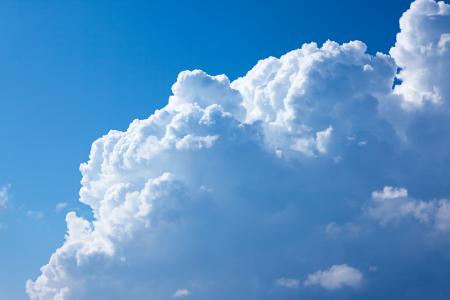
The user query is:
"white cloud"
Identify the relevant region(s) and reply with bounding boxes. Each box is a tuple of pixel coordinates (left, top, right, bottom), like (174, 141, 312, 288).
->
(25, 0, 450, 299)
(28, 39, 392, 298)
(368, 186, 450, 231)
(173, 289, 190, 298)
(371, 186, 408, 201)
(275, 277, 301, 288)
(291, 126, 333, 157)
(304, 264, 363, 290)
(0, 184, 10, 210)
(390, 0, 450, 108)
(232, 40, 396, 160)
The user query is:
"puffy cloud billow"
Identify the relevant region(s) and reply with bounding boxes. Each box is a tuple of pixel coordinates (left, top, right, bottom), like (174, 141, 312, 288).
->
(304, 264, 363, 290)
(27, 1, 450, 299)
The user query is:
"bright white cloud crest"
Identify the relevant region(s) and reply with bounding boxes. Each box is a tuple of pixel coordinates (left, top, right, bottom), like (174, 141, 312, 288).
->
(390, 0, 450, 108)
(27, 1, 450, 299)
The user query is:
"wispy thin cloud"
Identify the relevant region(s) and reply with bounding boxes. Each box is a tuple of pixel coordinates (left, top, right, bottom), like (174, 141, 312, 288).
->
(26, 210, 44, 221)
(275, 277, 301, 288)
(173, 289, 190, 298)
(0, 184, 10, 210)
(55, 202, 68, 213)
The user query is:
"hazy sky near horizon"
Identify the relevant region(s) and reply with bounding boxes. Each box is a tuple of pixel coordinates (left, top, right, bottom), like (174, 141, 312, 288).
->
(3, 0, 450, 299)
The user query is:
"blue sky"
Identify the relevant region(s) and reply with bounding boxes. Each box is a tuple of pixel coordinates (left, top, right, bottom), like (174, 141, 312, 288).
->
(2, 0, 450, 299)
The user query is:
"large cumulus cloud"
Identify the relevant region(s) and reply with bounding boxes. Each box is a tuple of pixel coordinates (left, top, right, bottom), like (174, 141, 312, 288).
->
(27, 0, 450, 299)
(390, 0, 450, 108)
